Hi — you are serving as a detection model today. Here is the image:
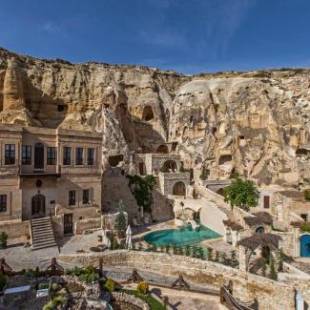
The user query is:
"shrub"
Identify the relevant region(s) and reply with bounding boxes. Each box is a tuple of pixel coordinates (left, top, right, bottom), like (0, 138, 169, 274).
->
(185, 245, 191, 256)
(207, 248, 213, 261)
(304, 189, 310, 201)
(114, 211, 127, 236)
(105, 278, 116, 292)
(137, 281, 149, 295)
(301, 222, 310, 232)
(0, 272, 7, 291)
(0, 232, 8, 248)
(269, 257, 278, 280)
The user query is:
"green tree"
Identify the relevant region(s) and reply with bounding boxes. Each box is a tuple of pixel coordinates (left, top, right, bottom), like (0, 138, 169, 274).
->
(127, 175, 156, 213)
(114, 200, 127, 236)
(223, 177, 259, 211)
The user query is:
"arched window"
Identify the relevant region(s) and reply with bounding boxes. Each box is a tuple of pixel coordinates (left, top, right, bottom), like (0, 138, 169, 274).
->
(255, 226, 265, 234)
(142, 105, 154, 121)
(172, 182, 186, 196)
(161, 160, 177, 173)
(32, 193, 46, 218)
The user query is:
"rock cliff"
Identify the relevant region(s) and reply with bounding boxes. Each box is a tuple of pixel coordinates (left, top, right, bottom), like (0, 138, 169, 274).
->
(1, 47, 310, 188)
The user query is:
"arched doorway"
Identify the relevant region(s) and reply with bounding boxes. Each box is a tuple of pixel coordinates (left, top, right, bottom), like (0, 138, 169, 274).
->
(161, 160, 177, 173)
(173, 182, 186, 196)
(142, 106, 154, 121)
(300, 235, 310, 257)
(32, 193, 46, 218)
(157, 144, 168, 154)
(34, 143, 44, 170)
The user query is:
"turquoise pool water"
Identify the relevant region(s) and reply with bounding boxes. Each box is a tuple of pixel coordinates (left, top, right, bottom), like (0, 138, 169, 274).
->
(144, 225, 221, 247)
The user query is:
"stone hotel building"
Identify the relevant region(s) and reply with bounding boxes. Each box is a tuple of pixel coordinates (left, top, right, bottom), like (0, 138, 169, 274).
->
(0, 123, 103, 248)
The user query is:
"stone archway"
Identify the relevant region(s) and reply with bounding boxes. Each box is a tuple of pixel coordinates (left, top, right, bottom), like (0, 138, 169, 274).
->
(173, 181, 186, 196)
(142, 105, 154, 121)
(161, 160, 177, 173)
(32, 193, 46, 218)
(157, 144, 169, 154)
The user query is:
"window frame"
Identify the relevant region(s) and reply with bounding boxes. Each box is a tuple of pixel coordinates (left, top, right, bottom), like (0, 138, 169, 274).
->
(87, 148, 95, 166)
(4, 144, 15, 165)
(63, 147, 71, 166)
(0, 195, 7, 212)
(47, 147, 57, 165)
(82, 189, 90, 204)
(75, 147, 84, 166)
(68, 190, 76, 206)
(22, 145, 32, 165)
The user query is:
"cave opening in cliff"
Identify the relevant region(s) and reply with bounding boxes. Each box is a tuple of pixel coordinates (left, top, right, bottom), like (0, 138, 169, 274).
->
(142, 105, 154, 121)
(219, 154, 232, 165)
(157, 144, 169, 154)
(108, 155, 124, 167)
(296, 148, 310, 156)
(161, 160, 177, 173)
(172, 181, 186, 196)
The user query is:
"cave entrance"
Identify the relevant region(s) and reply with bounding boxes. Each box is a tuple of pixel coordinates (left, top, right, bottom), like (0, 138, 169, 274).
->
(142, 105, 154, 121)
(219, 154, 232, 165)
(157, 144, 169, 154)
(108, 155, 124, 167)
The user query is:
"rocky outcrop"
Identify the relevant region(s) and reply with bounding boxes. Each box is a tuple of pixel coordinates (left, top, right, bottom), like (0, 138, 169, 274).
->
(1, 47, 310, 188)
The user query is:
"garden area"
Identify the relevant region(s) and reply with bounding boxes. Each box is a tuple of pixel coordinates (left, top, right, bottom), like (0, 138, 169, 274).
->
(0, 258, 168, 310)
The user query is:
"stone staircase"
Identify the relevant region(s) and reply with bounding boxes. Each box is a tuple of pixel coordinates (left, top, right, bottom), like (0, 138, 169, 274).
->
(30, 217, 57, 250)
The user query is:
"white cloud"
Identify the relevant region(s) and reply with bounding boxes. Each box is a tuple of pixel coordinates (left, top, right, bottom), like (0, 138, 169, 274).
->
(41, 21, 61, 34)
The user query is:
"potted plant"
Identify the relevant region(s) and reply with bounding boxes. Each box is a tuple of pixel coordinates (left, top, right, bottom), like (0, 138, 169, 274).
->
(0, 232, 8, 249)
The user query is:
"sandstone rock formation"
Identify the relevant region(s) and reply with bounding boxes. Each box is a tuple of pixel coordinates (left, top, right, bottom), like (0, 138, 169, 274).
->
(1, 47, 310, 188)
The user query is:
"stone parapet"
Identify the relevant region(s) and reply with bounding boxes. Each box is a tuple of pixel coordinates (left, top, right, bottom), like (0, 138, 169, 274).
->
(59, 250, 299, 310)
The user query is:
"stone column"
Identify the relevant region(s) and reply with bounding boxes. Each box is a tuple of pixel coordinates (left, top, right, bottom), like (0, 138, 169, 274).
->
(238, 246, 247, 271)
(232, 230, 239, 247)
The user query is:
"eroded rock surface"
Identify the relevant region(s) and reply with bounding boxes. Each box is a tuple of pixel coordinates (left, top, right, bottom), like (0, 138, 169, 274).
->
(1, 47, 310, 188)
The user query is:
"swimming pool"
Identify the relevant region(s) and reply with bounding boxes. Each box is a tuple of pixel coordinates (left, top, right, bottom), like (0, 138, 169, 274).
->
(144, 225, 221, 247)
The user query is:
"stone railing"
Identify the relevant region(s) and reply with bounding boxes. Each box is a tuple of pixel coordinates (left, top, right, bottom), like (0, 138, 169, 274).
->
(59, 250, 299, 310)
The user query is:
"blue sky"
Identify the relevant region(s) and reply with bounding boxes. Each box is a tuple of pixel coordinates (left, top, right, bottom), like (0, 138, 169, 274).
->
(0, 0, 310, 74)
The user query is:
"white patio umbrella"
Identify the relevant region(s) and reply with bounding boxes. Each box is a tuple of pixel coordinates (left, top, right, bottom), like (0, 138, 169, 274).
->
(102, 229, 111, 248)
(125, 225, 132, 249)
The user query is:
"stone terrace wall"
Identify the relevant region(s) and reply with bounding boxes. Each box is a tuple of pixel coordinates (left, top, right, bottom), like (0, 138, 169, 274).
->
(0, 220, 30, 243)
(59, 250, 297, 310)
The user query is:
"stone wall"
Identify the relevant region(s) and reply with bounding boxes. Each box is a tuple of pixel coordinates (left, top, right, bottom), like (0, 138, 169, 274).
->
(158, 172, 190, 196)
(75, 218, 101, 234)
(59, 250, 298, 310)
(0, 219, 29, 243)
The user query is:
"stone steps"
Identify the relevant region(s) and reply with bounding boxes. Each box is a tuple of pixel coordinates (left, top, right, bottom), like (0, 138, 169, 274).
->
(31, 216, 58, 250)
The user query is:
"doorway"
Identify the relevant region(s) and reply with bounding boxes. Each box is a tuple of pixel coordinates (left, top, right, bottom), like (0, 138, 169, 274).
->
(64, 214, 73, 235)
(31, 193, 46, 218)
